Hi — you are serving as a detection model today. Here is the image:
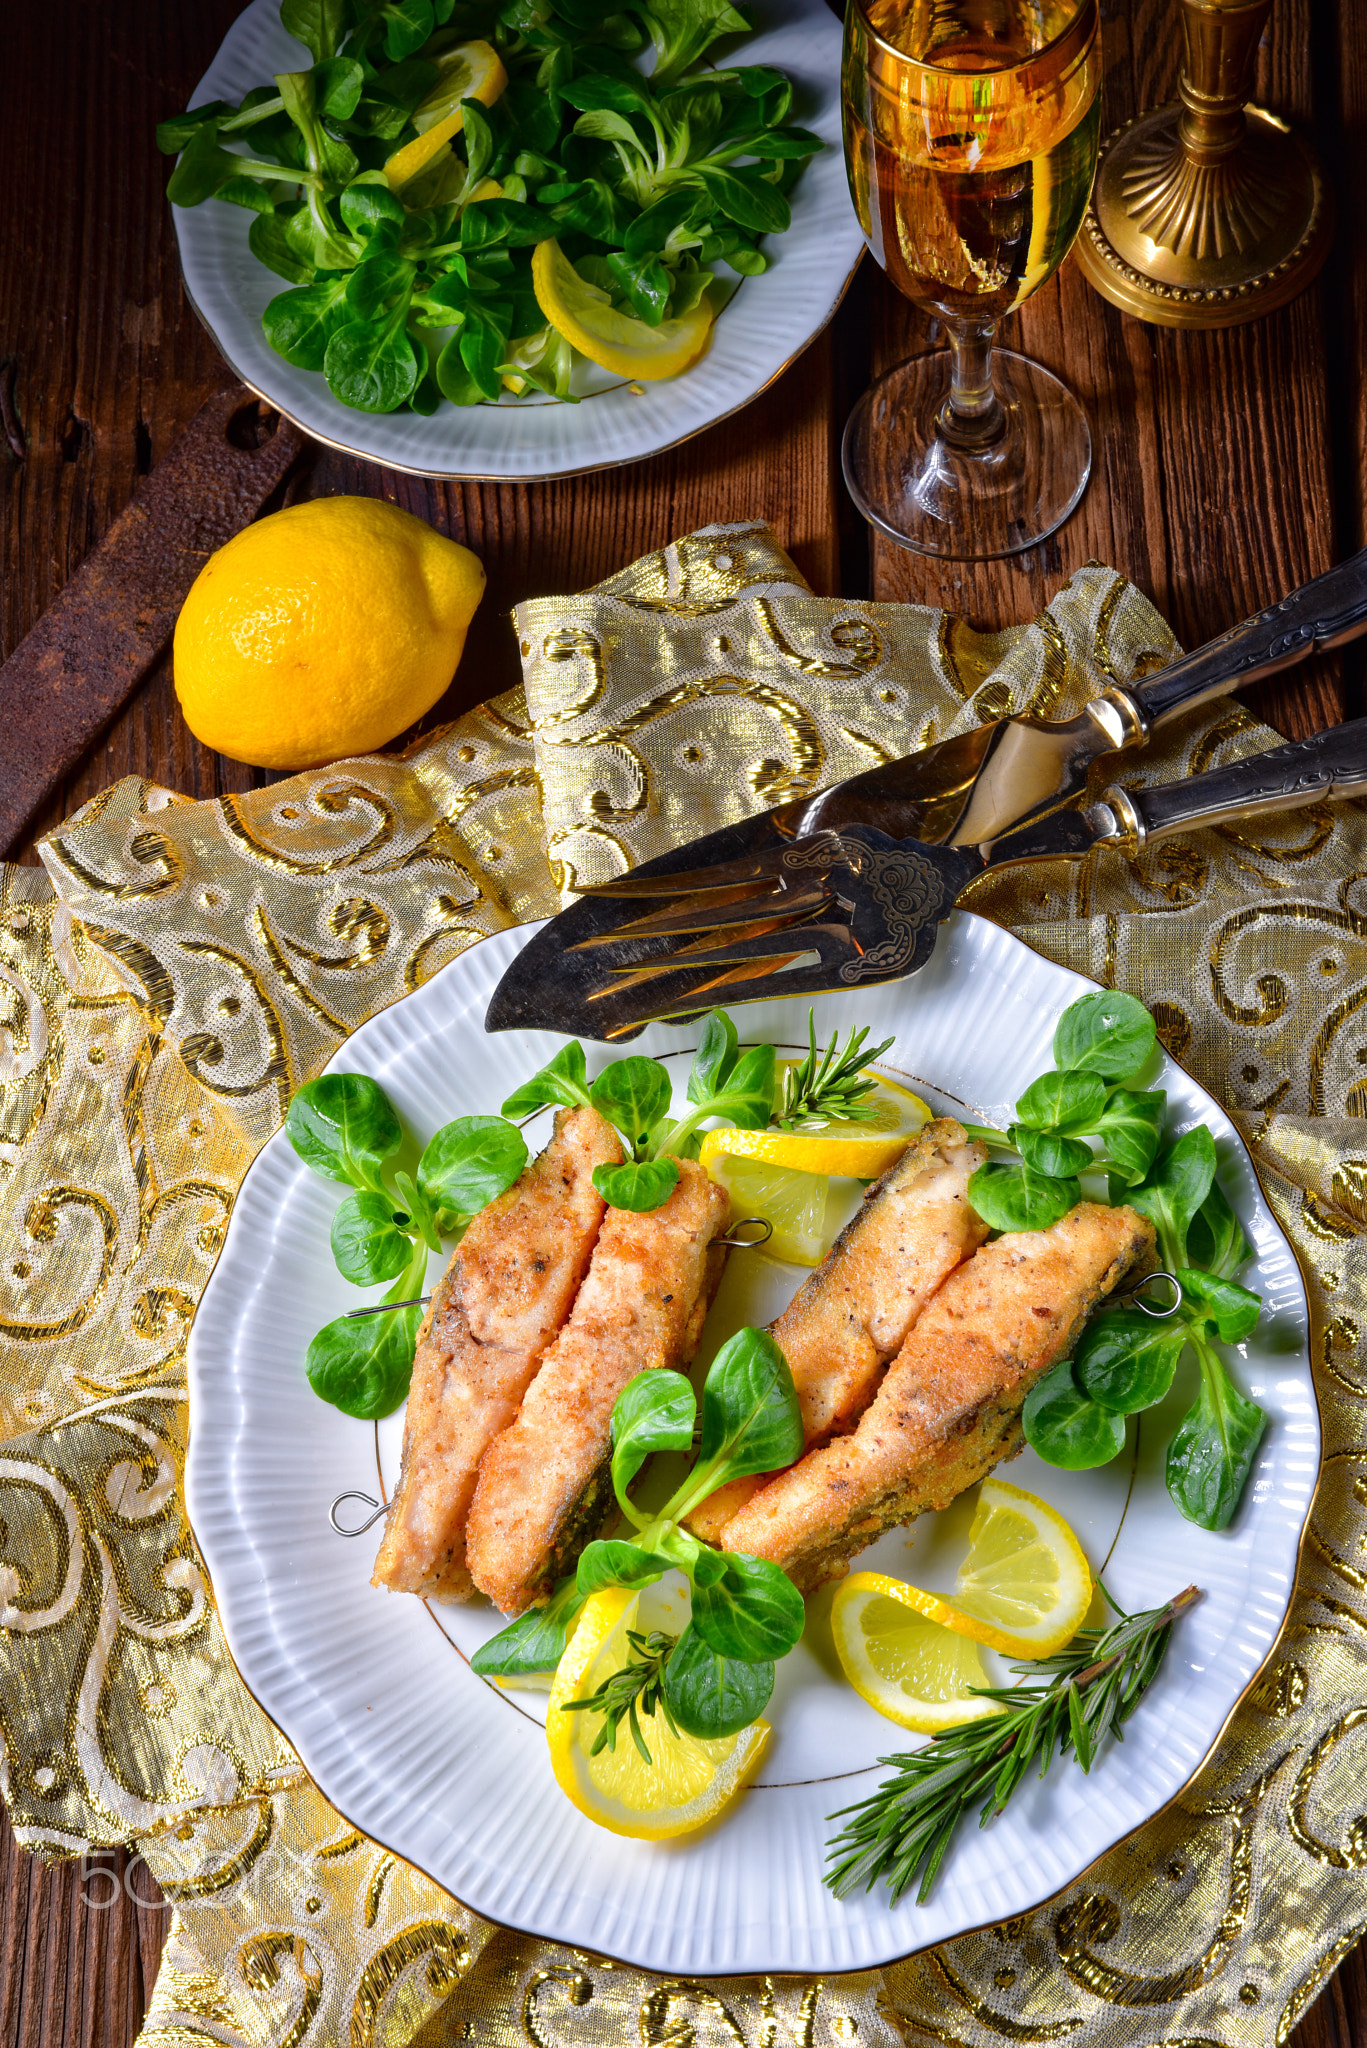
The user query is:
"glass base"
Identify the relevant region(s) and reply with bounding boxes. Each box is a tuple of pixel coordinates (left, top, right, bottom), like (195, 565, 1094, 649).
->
(842, 348, 1093, 561)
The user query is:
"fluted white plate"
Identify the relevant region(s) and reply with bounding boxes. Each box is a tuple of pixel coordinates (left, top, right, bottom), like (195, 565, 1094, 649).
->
(171, 0, 863, 479)
(187, 913, 1318, 1974)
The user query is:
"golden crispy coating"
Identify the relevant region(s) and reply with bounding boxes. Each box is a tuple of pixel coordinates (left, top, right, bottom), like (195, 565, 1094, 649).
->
(719, 1202, 1156, 1591)
(688, 1119, 988, 1542)
(371, 1106, 622, 1601)
(466, 1158, 731, 1614)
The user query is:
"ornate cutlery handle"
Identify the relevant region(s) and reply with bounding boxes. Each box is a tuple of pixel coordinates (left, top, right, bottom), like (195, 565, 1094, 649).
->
(1096, 718, 1367, 851)
(1127, 548, 1367, 730)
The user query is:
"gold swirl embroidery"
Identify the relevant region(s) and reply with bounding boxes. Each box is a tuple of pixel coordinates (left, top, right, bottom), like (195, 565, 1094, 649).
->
(315, 1828, 365, 1859)
(1308, 1521, 1367, 1597)
(276, 896, 392, 969)
(403, 923, 484, 993)
(237, 1931, 322, 2048)
(1331, 1159, 1367, 1224)
(158, 1800, 275, 1899)
(1286, 1705, 1367, 1867)
(533, 627, 607, 725)
(640, 1981, 746, 2046)
(1151, 1002, 1192, 1060)
(522, 1964, 593, 2045)
(932, 1954, 1085, 2037)
(839, 727, 895, 765)
(0, 1187, 119, 1339)
(365, 776, 538, 869)
(753, 599, 884, 679)
(79, 925, 175, 1029)
(177, 941, 292, 1114)
(349, 1921, 469, 2047)
(138, 1179, 234, 1264)
(1024, 614, 1070, 719)
(1052, 1759, 1289, 2002)
(548, 824, 633, 896)
(121, 1029, 159, 1242)
(1320, 1315, 1365, 1396)
(1248, 1660, 1308, 1717)
(129, 1288, 197, 1339)
(1309, 976, 1367, 1116)
(363, 1851, 395, 1928)
(47, 827, 184, 900)
(1302, 1191, 1359, 1242)
(219, 783, 397, 874)
(1092, 569, 1169, 687)
(1275, 1920, 1367, 2044)
(251, 908, 349, 1037)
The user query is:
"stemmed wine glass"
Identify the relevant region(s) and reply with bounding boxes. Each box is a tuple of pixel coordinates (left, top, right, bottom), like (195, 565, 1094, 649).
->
(841, 0, 1102, 559)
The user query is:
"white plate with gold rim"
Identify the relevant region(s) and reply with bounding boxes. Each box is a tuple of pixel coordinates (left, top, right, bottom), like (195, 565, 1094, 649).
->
(186, 912, 1318, 1975)
(170, 0, 863, 480)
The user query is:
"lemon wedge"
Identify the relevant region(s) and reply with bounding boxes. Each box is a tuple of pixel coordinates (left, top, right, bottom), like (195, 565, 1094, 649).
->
(704, 1154, 829, 1266)
(531, 239, 714, 382)
(699, 1072, 931, 1184)
(546, 1587, 769, 1839)
(384, 40, 508, 191)
(949, 1477, 1094, 1656)
(830, 1575, 1005, 1734)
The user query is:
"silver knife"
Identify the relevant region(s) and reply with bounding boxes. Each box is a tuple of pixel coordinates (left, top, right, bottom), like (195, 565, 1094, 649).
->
(486, 719, 1367, 1039)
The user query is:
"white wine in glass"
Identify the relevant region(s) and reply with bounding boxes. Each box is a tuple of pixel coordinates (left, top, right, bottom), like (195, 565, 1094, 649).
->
(842, 0, 1102, 559)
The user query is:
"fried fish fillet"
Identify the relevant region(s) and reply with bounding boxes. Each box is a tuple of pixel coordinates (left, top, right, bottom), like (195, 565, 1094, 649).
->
(718, 1201, 1156, 1591)
(466, 1157, 731, 1615)
(371, 1105, 623, 1602)
(687, 1118, 988, 1543)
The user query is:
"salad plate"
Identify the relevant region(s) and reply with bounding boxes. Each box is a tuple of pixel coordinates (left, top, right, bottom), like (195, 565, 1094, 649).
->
(185, 912, 1318, 1976)
(170, 0, 863, 480)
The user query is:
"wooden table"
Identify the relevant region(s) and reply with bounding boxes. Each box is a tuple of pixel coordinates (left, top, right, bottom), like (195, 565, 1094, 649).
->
(2, 0, 1364, 2041)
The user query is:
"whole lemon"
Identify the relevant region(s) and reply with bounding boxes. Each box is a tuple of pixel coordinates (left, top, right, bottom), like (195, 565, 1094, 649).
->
(172, 497, 485, 769)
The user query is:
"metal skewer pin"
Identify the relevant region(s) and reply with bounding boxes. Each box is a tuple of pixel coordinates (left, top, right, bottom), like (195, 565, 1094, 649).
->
(329, 1491, 388, 1535)
(1118, 1270, 1184, 1318)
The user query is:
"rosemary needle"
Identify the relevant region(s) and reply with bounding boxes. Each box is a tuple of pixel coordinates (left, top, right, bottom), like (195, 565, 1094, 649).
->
(560, 1629, 681, 1765)
(824, 1584, 1202, 1904)
(775, 1019, 896, 1131)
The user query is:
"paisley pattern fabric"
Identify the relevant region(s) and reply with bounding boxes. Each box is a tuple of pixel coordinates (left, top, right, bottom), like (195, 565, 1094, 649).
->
(1, 521, 1364, 2047)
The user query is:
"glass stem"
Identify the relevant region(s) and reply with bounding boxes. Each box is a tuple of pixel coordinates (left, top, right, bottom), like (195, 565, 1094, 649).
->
(938, 317, 1006, 451)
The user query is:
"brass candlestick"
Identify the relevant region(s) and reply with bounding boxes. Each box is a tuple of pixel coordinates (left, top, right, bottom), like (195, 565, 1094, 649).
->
(1074, 0, 1332, 328)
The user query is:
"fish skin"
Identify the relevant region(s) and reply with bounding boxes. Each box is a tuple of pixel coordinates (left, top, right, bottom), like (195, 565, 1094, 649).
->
(466, 1157, 731, 1615)
(687, 1118, 988, 1542)
(718, 1201, 1157, 1591)
(371, 1105, 622, 1601)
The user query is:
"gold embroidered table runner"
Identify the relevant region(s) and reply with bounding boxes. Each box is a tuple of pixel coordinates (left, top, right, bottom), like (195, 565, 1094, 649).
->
(1, 522, 1363, 2048)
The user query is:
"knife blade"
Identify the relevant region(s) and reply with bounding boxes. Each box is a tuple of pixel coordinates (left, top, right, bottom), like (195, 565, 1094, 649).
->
(486, 719, 1367, 1039)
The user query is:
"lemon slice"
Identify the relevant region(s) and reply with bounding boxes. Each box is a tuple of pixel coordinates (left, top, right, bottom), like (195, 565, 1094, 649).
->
(531, 240, 714, 382)
(698, 1072, 931, 1184)
(703, 1154, 829, 1266)
(830, 1575, 1005, 1733)
(546, 1587, 769, 1839)
(384, 40, 508, 191)
(949, 1477, 1094, 1656)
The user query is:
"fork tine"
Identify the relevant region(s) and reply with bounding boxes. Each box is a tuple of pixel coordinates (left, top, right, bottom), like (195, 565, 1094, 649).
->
(569, 882, 832, 950)
(592, 921, 855, 987)
(587, 915, 804, 995)
(621, 956, 867, 1027)
(576, 846, 796, 899)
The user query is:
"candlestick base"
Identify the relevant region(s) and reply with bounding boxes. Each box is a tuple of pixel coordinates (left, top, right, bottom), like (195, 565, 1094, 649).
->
(1074, 102, 1332, 329)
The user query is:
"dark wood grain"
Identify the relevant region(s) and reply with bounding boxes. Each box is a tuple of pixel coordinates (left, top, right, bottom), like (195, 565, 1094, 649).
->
(1, 0, 1365, 2040)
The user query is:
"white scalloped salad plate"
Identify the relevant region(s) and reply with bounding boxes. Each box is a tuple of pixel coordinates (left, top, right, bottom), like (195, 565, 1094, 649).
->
(170, 0, 864, 480)
(186, 911, 1318, 1975)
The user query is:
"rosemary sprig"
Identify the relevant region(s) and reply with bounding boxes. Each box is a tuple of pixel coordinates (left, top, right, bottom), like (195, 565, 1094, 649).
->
(824, 1583, 1201, 1904)
(560, 1629, 680, 1764)
(774, 1020, 896, 1131)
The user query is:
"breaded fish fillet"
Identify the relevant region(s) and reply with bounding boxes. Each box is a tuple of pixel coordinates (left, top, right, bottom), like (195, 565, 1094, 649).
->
(371, 1105, 623, 1602)
(718, 1201, 1156, 1591)
(466, 1157, 731, 1614)
(687, 1118, 988, 1543)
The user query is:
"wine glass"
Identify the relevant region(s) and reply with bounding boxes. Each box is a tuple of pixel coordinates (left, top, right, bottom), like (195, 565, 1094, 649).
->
(841, 0, 1102, 559)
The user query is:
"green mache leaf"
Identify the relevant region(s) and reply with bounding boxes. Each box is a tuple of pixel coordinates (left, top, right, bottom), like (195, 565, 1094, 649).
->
(471, 1578, 585, 1677)
(306, 1304, 420, 1418)
(280, 0, 349, 62)
(345, 242, 413, 319)
(695, 1042, 775, 1132)
(628, 0, 754, 84)
(559, 72, 653, 118)
(552, 177, 625, 243)
(1165, 1356, 1268, 1530)
(416, 1115, 529, 1227)
(166, 125, 238, 207)
(382, 0, 437, 61)
(1011, 1125, 1094, 1179)
(157, 102, 232, 155)
(748, 124, 822, 160)
(662, 1623, 773, 1739)
(691, 163, 790, 237)
(1022, 1360, 1127, 1470)
(215, 177, 279, 216)
(461, 97, 496, 190)
(592, 1158, 681, 1212)
(1073, 1309, 1186, 1414)
(625, 187, 702, 257)
(501, 1041, 592, 1119)
(461, 198, 561, 249)
(669, 265, 715, 315)
(315, 55, 365, 119)
(1094, 1088, 1166, 1188)
(324, 317, 419, 412)
(573, 107, 648, 154)
(606, 251, 670, 324)
(575, 1539, 672, 1596)
(1052, 990, 1156, 1081)
(589, 1056, 674, 1151)
(456, 308, 509, 403)
(611, 1369, 697, 1505)
(1014, 1069, 1107, 1136)
(330, 1190, 414, 1286)
(689, 1548, 805, 1661)
(1186, 1179, 1251, 1281)
(250, 206, 318, 284)
(262, 278, 350, 369)
(692, 1326, 802, 1489)
(967, 1162, 1080, 1234)
(435, 332, 486, 407)
(285, 1072, 402, 1189)
(1128, 1126, 1217, 1271)
(1176, 1268, 1262, 1345)
(688, 1009, 739, 1105)
(340, 176, 407, 234)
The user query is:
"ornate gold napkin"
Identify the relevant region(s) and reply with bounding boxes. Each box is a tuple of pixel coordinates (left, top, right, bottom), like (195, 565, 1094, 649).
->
(2, 521, 1364, 2048)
